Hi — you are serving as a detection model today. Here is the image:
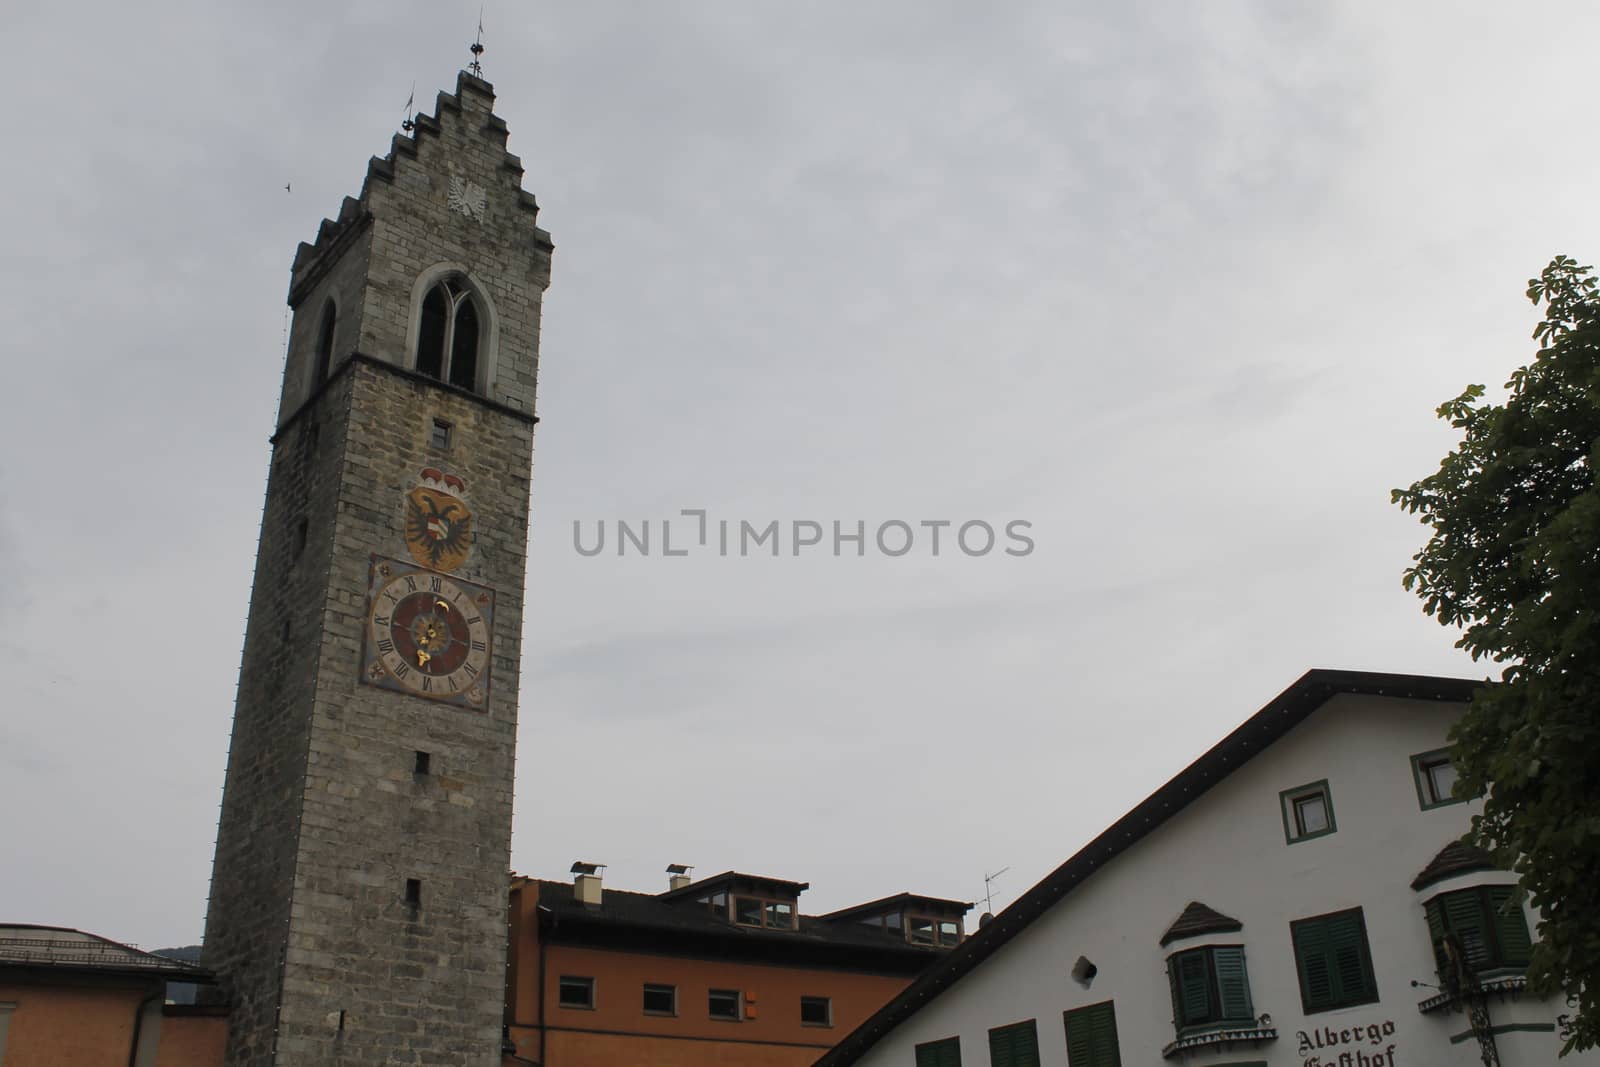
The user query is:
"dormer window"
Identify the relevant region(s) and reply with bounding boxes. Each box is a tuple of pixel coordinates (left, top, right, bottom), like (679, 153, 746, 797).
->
(907, 915, 961, 947)
(416, 276, 480, 390)
(824, 894, 970, 947)
(733, 895, 796, 930)
(698, 891, 729, 920)
(669, 872, 809, 932)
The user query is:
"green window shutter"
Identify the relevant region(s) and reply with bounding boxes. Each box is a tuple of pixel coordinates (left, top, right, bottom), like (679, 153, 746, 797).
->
(1295, 910, 1375, 1011)
(1487, 886, 1533, 967)
(989, 1021, 1036, 1067)
(1293, 920, 1335, 1011)
(1212, 947, 1253, 1022)
(1175, 951, 1210, 1025)
(1014, 1024, 1040, 1067)
(1088, 1003, 1120, 1067)
(1326, 911, 1376, 1002)
(1064, 1002, 1119, 1067)
(989, 1026, 1012, 1067)
(1066, 1006, 1094, 1066)
(1424, 898, 1449, 976)
(1441, 890, 1492, 971)
(915, 1037, 961, 1067)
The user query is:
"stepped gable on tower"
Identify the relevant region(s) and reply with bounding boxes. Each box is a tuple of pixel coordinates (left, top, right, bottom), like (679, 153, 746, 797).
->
(289, 72, 550, 298)
(271, 70, 554, 436)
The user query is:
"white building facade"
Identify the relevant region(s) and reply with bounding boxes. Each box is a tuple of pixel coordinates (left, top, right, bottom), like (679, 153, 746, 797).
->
(819, 671, 1590, 1067)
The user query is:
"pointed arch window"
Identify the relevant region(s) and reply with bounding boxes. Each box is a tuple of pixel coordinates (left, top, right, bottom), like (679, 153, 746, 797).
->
(416, 277, 480, 390)
(312, 301, 337, 384)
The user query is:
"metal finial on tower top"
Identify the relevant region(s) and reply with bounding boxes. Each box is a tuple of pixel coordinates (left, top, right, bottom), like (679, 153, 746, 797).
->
(468, 9, 485, 78)
(400, 82, 416, 134)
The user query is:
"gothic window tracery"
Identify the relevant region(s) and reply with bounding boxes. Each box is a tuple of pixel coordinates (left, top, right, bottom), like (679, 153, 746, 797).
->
(416, 276, 481, 390)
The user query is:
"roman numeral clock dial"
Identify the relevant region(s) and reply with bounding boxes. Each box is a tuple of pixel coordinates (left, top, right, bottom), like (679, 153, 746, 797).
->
(362, 557, 494, 708)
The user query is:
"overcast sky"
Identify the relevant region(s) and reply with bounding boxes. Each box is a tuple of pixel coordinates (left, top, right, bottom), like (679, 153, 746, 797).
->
(3, 2, 1598, 949)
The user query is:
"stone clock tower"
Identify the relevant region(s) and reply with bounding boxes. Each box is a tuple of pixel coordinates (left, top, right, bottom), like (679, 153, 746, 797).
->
(202, 71, 552, 1066)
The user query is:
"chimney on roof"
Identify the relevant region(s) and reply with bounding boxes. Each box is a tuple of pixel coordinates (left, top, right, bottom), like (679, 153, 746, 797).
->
(571, 862, 605, 907)
(666, 863, 694, 892)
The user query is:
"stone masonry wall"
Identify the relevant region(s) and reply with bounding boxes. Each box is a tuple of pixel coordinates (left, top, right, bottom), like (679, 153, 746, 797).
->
(205, 70, 552, 1067)
(275, 362, 534, 1066)
(203, 367, 356, 1067)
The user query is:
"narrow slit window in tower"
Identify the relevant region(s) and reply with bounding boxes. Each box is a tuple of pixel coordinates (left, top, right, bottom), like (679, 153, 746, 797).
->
(313, 302, 336, 384)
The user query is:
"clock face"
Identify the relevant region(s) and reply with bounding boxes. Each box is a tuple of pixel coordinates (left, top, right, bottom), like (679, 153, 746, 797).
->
(362, 557, 493, 707)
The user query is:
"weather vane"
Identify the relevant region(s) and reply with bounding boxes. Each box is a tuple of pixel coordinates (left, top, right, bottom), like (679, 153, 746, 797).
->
(469, 9, 485, 78)
(401, 82, 416, 134)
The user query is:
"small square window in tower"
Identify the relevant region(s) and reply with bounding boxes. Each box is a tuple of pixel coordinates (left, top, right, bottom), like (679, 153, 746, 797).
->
(417, 278, 481, 391)
(430, 419, 453, 450)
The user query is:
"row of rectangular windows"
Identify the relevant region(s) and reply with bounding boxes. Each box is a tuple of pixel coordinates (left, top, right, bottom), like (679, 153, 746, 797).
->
(557, 977, 831, 1026)
(914, 889, 1531, 1065)
(914, 1005, 1116, 1067)
(1281, 748, 1465, 846)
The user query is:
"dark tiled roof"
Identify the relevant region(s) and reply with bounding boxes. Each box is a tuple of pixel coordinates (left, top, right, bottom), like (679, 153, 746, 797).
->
(0, 925, 213, 982)
(822, 893, 974, 923)
(1159, 901, 1244, 947)
(656, 870, 810, 903)
(529, 880, 942, 975)
(1411, 839, 1499, 892)
(816, 669, 1483, 1066)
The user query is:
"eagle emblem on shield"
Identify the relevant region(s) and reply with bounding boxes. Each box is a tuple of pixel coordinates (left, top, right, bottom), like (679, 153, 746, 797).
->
(404, 467, 473, 573)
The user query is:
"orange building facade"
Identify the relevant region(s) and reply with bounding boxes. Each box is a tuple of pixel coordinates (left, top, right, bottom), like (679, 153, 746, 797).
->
(3, 872, 964, 1067)
(0, 926, 223, 1067)
(504, 871, 971, 1067)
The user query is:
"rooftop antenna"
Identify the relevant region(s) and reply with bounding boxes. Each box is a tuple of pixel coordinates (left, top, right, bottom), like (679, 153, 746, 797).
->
(982, 866, 1010, 915)
(468, 8, 485, 78)
(401, 82, 416, 134)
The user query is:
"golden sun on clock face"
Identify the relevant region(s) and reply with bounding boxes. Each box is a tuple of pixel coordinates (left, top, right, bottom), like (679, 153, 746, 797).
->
(362, 557, 493, 708)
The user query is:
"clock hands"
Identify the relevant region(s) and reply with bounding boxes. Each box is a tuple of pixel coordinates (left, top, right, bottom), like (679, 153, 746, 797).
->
(412, 598, 461, 669)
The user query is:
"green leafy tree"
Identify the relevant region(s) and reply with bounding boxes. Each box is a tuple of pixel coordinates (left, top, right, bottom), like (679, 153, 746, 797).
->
(1393, 255, 1600, 1054)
